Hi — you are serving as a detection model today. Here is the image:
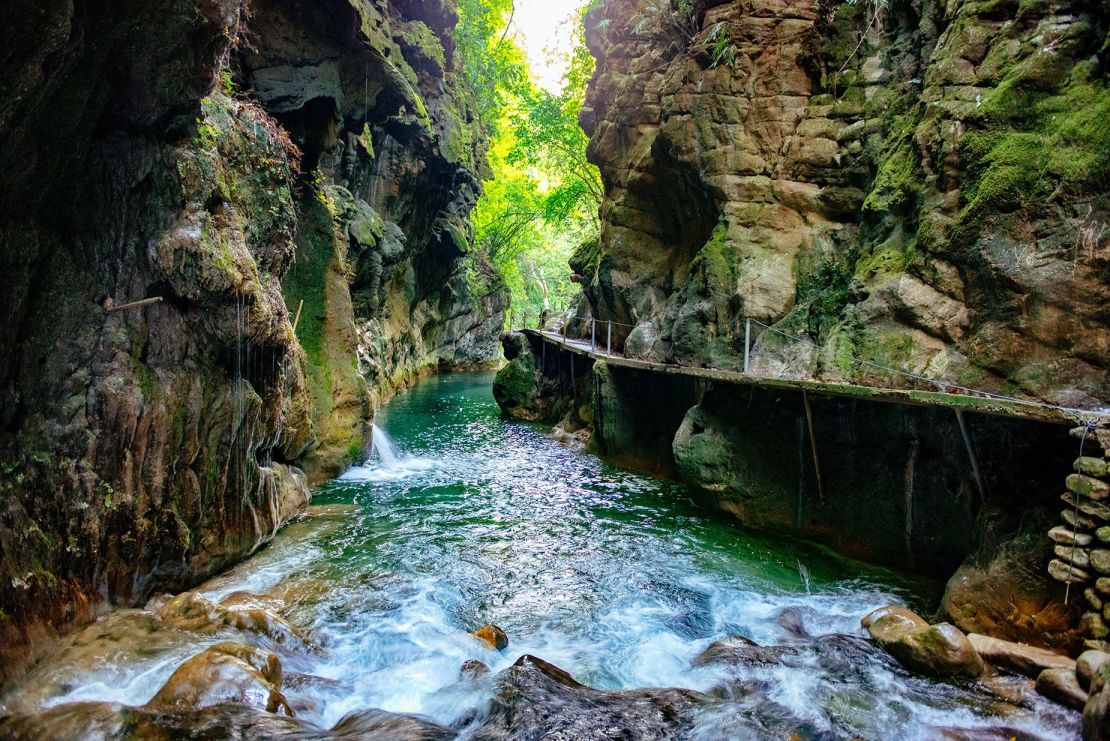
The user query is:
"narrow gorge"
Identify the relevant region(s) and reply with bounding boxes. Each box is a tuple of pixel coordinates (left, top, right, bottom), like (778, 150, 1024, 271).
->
(1, 0, 1109, 738)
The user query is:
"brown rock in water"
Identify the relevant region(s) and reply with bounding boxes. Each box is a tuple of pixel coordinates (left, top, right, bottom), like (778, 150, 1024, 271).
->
(157, 591, 230, 633)
(473, 624, 509, 650)
(1079, 650, 1110, 691)
(884, 623, 985, 679)
(145, 643, 293, 715)
(0, 702, 128, 741)
(967, 633, 1075, 679)
(157, 590, 314, 649)
(1085, 661, 1110, 740)
(861, 605, 929, 647)
(1036, 667, 1087, 711)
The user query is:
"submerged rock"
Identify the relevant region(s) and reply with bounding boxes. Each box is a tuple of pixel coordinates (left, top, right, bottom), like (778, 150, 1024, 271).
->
(468, 654, 705, 740)
(144, 643, 293, 715)
(473, 624, 508, 650)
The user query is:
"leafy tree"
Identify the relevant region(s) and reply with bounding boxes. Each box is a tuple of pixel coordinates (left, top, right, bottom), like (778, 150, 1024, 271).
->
(457, 3, 602, 328)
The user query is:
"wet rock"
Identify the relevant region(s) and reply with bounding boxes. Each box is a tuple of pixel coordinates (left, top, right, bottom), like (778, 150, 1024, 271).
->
(157, 591, 230, 633)
(157, 590, 314, 649)
(330, 708, 455, 739)
(884, 623, 985, 679)
(692, 636, 790, 667)
(460, 659, 491, 679)
(473, 624, 508, 650)
(1079, 651, 1110, 691)
(861, 605, 929, 646)
(0, 701, 127, 741)
(468, 654, 705, 740)
(1085, 661, 1110, 740)
(1036, 667, 1087, 710)
(1077, 458, 1110, 479)
(144, 643, 293, 715)
(225, 606, 316, 650)
(967, 633, 1076, 679)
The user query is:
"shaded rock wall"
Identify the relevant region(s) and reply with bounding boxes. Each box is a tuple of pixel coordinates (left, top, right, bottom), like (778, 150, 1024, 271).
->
(0, 0, 502, 685)
(578, 0, 1109, 408)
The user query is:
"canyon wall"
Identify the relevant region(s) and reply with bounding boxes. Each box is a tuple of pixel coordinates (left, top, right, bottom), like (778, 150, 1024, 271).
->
(577, 0, 1108, 408)
(0, 0, 502, 684)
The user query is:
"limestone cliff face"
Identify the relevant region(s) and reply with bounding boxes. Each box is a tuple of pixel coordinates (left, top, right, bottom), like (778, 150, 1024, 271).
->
(0, 0, 501, 684)
(579, 0, 1109, 408)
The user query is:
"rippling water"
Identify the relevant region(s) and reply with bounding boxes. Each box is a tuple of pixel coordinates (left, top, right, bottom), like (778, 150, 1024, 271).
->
(5, 372, 1080, 738)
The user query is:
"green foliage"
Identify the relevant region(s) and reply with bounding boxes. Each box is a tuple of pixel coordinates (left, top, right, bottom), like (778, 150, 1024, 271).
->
(460, 2, 602, 328)
(795, 252, 854, 339)
(960, 79, 1110, 222)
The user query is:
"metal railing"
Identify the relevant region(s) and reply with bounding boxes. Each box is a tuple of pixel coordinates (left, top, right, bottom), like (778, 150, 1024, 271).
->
(526, 312, 1109, 424)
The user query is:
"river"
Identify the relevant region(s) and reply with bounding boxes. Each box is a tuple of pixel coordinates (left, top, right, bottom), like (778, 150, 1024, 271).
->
(1, 371, 1080, 738)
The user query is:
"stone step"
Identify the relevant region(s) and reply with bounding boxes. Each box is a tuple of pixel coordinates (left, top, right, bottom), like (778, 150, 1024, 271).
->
(1063, 508, 1099, 531)
(1049, 558, 1091, 584)
(1068, 473, 1110, 501)
(1062, 491, 1110, 523)
(1076, 457, 1110, 478)
(1055, 544, 1092, 569)
(1051, 526, 1094, 546)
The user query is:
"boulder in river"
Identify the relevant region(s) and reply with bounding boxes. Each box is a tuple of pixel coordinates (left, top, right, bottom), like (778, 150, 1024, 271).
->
(967, 633, 1076, 678)
(861, 605, 929, 646)
(156, 590, 315, 649)
(1036, 667, 1087, 711)
(460, 659, 491, 679)
(329, 708, 456, 739)
(468, 654, 706, 739)
(1080, 650, 1110, 691)
(1085, 660, 1110, 740)
(473, 624, 508, 650)
(692, 635, 791, 668)
(144, 643, 293, 715)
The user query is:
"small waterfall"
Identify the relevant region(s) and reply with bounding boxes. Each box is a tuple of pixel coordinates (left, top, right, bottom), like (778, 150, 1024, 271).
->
(370, 424, 402, 468)
(797, 559, 811, 594)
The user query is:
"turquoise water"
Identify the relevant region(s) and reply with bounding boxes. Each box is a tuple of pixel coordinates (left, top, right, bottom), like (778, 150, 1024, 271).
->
(12, 371, 1079, 738)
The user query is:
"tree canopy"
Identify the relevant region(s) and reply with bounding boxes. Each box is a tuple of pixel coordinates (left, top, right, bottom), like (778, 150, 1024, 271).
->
(457, 0, 601, 328)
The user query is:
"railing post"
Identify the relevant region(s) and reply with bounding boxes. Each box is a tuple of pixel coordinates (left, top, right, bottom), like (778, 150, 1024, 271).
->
(607, 320, 612, 355)
(591, 318, 596, 351)
(744, 317, 751, 373)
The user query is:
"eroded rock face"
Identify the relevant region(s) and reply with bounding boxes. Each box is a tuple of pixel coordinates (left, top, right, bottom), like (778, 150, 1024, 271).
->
(580, 0, 1109, 407)
(0, 0, 503, 686)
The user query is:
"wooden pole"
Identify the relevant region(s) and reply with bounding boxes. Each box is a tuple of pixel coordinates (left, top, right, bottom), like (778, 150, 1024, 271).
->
(105, 296, 163, 312)
(955, 409, 987, 505)
(744, 317, 751, 373)
(292, 299, 304, 333)
(803, 391, 825, 505)
(607, 320, 612, 355)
